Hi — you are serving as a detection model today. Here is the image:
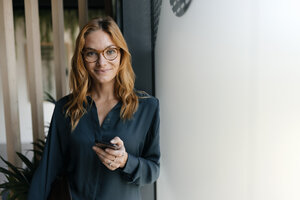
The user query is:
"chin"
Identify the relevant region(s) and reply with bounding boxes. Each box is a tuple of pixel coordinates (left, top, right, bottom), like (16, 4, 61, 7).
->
(89, 70, 117, 85)
(94, 76, 115, 84)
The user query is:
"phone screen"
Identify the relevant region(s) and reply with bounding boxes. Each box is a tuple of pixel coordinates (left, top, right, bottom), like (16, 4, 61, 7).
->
(94, 140, 120, 150)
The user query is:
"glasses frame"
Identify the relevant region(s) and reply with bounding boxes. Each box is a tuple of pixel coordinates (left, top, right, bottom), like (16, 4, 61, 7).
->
(81, 45, 120, 63)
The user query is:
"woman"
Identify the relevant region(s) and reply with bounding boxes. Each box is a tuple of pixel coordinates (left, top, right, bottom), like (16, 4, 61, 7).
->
(27, 16, 160, 200)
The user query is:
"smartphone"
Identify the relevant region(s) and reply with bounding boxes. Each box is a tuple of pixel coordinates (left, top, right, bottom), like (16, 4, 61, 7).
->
(94, 140, 120, 150)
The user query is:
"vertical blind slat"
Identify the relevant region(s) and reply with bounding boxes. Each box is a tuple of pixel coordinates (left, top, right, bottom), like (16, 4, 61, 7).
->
(24, 0, 44, 142)
(51, 0, 67, 100)
(0, 0, 21, 167)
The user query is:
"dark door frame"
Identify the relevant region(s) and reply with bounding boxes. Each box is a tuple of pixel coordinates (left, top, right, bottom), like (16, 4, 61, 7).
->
(115, 1, 162, 199)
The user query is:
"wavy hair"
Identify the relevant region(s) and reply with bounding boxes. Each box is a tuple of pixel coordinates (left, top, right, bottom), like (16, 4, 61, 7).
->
(65, 16, 138, 131)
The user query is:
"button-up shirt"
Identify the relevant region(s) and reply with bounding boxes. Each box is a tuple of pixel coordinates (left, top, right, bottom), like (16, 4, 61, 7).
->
(27, 92, 160, 200)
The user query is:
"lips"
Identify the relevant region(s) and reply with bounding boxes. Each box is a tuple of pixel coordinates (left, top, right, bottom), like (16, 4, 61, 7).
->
(95, 68, 112, 73)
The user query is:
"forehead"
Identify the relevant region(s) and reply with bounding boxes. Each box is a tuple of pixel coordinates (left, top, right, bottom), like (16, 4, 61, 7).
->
(84, 30, 115, 50)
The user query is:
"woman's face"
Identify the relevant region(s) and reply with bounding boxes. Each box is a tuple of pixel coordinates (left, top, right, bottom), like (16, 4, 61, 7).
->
(83, 30, 121, 85)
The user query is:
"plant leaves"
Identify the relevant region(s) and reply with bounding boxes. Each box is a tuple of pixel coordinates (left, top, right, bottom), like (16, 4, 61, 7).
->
(32, 142, 45, 152)
(0, 167, 19, 180)
(44, 91, 56, 104)
(0, 156, 23, 181)
(28, 149, 43, 156)
(16, 152, 34, 171)
(0, 182, 11, 189)
(36, 138, 46, 146)
(0, 156, 29, 185)
(0, 139, 46, 199)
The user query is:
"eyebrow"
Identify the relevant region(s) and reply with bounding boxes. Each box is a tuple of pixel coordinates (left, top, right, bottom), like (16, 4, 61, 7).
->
(83, 45, 117, 51)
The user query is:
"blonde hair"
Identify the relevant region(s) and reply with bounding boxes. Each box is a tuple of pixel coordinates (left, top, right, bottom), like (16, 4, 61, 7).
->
(65, 16, 138, 131)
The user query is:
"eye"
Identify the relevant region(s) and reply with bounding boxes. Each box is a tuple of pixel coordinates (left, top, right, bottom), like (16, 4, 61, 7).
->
(106, 48, 117, 55)
(86, 51, 97, 57)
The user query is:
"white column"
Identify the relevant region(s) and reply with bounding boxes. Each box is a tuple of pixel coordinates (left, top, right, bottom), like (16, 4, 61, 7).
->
(24, 0, 44, 141)
(0, 0, 21, 166)
(51, 0, 67, 100)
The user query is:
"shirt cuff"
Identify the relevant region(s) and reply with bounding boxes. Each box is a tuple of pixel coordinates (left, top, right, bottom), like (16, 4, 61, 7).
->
(121, 153, 139, 175)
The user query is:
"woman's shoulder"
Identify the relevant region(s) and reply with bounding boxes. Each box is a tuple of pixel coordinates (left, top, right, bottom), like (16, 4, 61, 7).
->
(135, 90, 159, 108)
(52, 94, 73, 116)
(55, 94, 72, 107)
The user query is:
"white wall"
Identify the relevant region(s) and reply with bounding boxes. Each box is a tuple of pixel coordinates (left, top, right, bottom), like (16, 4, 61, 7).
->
(155, 0, 300, 200)
(0, 18, 55, 150)
(15, 17, 33, 144)
(0, 63, 6, 144)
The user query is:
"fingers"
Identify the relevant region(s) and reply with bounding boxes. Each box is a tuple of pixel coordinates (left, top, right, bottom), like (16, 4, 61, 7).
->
(93, 146, 116, 161)
(93, 137, 128, 171)
(105, 148, 128, 169)
(110, 137, 124, 148)
(102, 148, 125, 167)
(93, 146, 120, 170)
(105, 148, 124, 157)
(103, 158, 120, 170)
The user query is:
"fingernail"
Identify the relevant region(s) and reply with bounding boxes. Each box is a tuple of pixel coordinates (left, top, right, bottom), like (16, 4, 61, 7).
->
(111, 139, 116, 143)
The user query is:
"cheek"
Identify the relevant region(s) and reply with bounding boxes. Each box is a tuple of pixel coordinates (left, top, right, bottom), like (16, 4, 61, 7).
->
(85, 63, 94, 73)
(111, 66, 119, 78)
(112, 58, 121, 71)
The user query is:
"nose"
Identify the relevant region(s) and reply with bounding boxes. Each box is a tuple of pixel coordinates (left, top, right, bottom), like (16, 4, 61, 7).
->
(96, 53, 107, 66)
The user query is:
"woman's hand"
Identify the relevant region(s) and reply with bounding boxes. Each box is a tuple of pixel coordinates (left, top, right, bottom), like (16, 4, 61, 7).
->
(92, 137, 128, 171)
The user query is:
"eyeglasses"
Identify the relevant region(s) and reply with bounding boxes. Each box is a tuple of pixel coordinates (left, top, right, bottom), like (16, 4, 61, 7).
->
(81, 46, 120, 63)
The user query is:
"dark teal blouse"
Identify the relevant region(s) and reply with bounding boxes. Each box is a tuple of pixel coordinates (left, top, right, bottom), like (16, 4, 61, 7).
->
(27, 93, 160, 200)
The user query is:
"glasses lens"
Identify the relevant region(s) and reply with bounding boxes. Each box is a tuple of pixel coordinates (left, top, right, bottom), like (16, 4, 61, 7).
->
(83, 50, 98, 62)
(104, 48, 118, 60)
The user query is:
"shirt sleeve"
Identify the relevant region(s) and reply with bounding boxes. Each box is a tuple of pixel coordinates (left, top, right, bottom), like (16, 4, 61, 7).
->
(120, 100, 160, 186)
(27, 103, 68, 200)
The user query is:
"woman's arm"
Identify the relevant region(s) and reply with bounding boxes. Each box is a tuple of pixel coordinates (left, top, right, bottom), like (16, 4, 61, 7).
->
(27, 103, 68, 200)
(120, 100, 160, 186)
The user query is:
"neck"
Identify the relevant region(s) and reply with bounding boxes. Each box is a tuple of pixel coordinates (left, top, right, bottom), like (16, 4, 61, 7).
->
(90, 80, 116, 101)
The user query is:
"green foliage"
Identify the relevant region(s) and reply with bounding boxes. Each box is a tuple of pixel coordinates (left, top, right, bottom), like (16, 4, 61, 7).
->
(39, 9, 53, 43)
(64, 10, 79, 46)
(0, 92, 55, 199)
(44, 91, 56, 104)
(0, 139, 46, 200)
